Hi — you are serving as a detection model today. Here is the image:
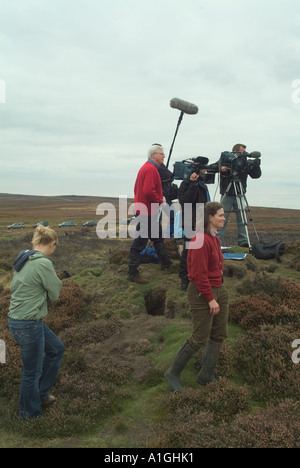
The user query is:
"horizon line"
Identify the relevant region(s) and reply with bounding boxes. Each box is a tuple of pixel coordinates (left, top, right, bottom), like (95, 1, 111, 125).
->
(0, 192, 298, 212)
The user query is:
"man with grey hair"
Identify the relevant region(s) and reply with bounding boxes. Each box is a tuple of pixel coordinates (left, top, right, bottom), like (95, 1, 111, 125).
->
(127, 144, 172, 284)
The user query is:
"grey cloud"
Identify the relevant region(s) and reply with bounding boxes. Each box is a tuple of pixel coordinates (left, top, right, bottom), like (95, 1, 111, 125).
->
(0, 0, 299, 207)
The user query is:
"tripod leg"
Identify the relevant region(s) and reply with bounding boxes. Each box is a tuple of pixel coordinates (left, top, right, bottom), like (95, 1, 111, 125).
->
(233, 181, 260, 247)
(220, 179, 260, 248)
(232, 181, 251, 247)
(241, 192, 260, 243)
(218, 192, 233, 243)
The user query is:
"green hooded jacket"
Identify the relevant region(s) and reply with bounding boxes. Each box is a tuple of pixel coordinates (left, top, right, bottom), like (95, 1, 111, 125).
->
(9, 251, 62, 321)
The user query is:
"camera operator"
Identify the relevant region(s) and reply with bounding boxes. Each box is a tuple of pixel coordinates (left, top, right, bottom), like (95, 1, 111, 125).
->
(218, 143, 262, 247)
(178, 157, 210, 290)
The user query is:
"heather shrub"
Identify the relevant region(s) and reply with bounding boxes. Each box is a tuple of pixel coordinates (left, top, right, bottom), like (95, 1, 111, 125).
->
(236, 271, 281, 297)
(0, 291, 23, 400)
(230, 294, 275, 330)
(230, 294, 300, 331)
(166, 378, 250, 424)
(59, 316, 121, 348)
(156, 399, 300, 448)
(218, 399, 300, 448)
(154, 411, 218, 448)
(232, 324, 300, 401)
(231, 275, 300, 330)
(125, 338, 154, 355)
(108, 247, 129, 265)
(53, 355, 130, 426)
(0, 397, 99, 438)
(57, 371, 116, 419)
(285, 239, 300, 255)
(0, 331, 22, 398)
(206, 378, 250, 422)
(278, 278, 300, 309)
(0, 288, 11, 319)
(290, 255, 300, 271)
(237, 272, 300, 310)
(215, 342, 237, 379)
(287, 241, 300, 270)
(47, 280, 88, 333)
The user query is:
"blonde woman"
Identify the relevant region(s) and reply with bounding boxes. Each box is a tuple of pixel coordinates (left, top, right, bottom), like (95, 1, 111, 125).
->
(8, 225, 64, 419)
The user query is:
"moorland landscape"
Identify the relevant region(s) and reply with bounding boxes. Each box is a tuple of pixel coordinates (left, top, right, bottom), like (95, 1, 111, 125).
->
(0, 193, 299, 448)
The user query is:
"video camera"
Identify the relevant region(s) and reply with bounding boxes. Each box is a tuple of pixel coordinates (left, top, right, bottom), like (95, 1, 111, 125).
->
(221, 151, 261, 173)
(173, 151, 261, 184)
(173, 156, 219, 184)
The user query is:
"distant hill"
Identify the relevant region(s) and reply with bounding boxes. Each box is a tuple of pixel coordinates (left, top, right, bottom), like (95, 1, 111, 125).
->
(0, 193, 299, 243)
(0, 193, 123, 205)
(0, 193, 133, 226)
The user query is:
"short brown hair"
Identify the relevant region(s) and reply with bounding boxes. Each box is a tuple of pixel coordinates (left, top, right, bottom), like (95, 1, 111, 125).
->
(232, 143, 246, 153)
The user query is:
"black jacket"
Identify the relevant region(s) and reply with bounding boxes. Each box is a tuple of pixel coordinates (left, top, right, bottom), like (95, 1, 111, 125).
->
(179, 178, 209, 231)
(220, 153, 262, 196)
(158, 164, 178, 201)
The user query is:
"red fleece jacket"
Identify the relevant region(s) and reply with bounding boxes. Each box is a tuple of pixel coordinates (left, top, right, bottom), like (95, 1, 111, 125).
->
(187, 232, 224, 302)
(134, 160, 163, 215)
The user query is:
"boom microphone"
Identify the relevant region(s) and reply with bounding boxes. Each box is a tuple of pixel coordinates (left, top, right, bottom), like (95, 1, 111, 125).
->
(170, 97, 198, 115)
(166, 97, 199, 168)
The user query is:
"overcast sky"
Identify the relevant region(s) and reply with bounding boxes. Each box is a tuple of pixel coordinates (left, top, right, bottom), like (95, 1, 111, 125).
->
(1, 0, 300, 209)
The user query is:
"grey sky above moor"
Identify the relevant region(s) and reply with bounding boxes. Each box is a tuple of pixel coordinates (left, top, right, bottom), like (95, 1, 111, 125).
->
(1, 0, 300, 209)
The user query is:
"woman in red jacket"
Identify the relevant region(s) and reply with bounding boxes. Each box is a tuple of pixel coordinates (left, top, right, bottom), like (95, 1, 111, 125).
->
(165, 202, 229, 392)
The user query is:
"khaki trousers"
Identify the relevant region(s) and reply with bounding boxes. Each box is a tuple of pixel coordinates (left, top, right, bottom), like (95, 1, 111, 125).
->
(187, 282, 229, 351)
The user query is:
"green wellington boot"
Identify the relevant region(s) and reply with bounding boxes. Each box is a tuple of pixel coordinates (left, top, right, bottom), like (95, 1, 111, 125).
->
(197, 338, 223, 386)
(164, 341, 196, 392)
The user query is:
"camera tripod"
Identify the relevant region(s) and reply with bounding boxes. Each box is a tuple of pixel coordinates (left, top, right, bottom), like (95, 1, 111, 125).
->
(220, 177, 260, 248)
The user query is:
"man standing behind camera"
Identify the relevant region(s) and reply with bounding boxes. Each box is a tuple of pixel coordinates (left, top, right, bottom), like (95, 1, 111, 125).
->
(127, 144, 172, 284)
(217, 143, 262, 247)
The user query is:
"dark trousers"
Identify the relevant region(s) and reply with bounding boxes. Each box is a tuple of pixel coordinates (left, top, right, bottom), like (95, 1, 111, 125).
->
(179, 236, 190, 281)
(128, 215, 170, 277)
